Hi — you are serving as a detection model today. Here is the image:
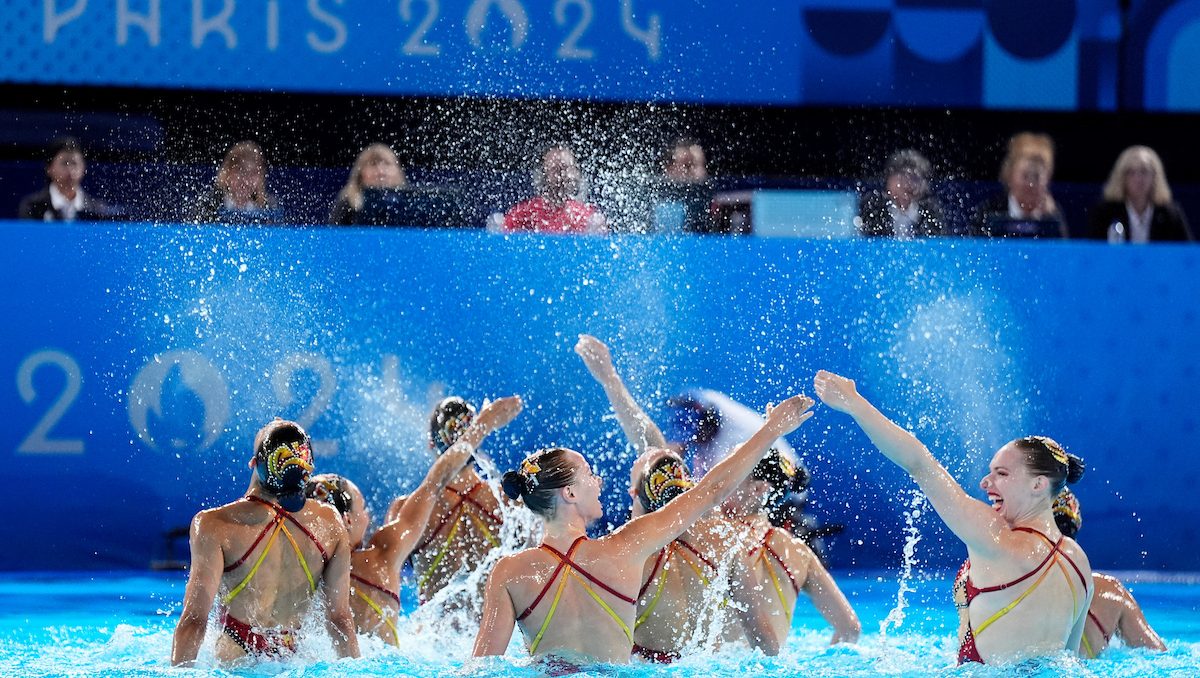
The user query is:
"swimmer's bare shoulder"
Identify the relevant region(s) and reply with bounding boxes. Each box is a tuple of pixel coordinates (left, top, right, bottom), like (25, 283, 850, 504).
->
(771, 529, 817, 579)
(386, 494, 410, 524)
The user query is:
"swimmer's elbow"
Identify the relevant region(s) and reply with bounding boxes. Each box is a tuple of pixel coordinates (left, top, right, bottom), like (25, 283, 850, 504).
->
(834, 617, 862, 644)
(759, 633, 783, 656)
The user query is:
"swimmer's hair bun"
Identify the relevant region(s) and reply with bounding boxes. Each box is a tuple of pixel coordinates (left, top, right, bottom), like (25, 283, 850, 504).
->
(501, 470, 532, 500)
(1065, 453, 1085, 485)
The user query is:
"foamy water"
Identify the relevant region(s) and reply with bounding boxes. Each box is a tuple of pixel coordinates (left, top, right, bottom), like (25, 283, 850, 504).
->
(1, 572, 1195, 677)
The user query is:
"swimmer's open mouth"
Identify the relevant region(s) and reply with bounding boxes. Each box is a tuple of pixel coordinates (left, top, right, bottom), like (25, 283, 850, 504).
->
(988, 494, 1003, 512)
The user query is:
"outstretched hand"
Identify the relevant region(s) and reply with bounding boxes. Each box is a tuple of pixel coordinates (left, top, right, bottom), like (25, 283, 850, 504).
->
(763, 393, 816, 436)
(574, 334, 616, 381)
(478, 395, 523, 431)
(813, 370, 864, 414)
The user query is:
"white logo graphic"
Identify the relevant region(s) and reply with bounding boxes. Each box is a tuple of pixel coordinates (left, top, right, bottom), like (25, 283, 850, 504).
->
(466, 0, 529, 49)
(128, 350, 230, 453)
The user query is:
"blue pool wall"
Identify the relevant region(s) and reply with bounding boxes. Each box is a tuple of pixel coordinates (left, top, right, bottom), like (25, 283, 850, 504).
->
(2, 222, 1196, 573)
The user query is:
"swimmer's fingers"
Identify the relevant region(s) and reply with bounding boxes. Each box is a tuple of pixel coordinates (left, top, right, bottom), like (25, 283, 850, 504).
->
(813, 370, 859, 412)
(480, 395, 524, 429)
(574, 334, 614, 374)
(767, 394, 816, 433)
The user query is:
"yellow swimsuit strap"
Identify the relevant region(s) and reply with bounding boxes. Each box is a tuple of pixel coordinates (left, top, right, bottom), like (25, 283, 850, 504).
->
(418, 501, 502, 590)
(974, 557, 1057, 637)
(635, 544, 677, 629)
(528, 563, 634, 653)
(526, 539, 635, 655)
(756, 548, 793, 624)
(417, 504, 465, 590)
(352, 587, 401, 646)
(222, 518, 317, 605)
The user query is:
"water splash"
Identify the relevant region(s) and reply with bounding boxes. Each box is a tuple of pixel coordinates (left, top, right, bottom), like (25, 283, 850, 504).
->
(879, 489, 927, 639)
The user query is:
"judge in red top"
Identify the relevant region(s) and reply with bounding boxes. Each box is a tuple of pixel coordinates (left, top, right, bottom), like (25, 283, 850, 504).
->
(501, 144, 606, 234)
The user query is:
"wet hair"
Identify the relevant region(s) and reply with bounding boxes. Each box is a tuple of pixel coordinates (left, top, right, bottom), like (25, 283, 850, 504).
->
(429, 396, 476, 453)
(501, 447, 578, 517)
(638, 454, 695, 513)
(1052, 488, 1082, 539)
(752, 448, 811, 520)
(46, 137, 83, 166)
(1011, 435, 1084, 495)
(252, 419, 314, 512)
(305, 473, 353, 516)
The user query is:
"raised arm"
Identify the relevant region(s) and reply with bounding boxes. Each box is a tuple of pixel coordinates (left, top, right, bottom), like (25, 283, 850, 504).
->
(373, 441, 476, 560)
(171, 512, 222, 666)
(575, 334, 668, 454)
(608, 394, 814, 559)
(376, 396, 523, 559)
(472, 556, 518, 656)
(813, 370, 1007, 557)
(321, 518, 360, 658)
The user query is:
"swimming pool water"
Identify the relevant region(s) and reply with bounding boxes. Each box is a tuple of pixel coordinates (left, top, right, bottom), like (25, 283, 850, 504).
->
(0, 571, 1196, 677)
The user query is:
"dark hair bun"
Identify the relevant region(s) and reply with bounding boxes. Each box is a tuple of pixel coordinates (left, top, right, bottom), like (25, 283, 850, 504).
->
(1065, 453, 1085, 485)
(501, 470, 530, 500)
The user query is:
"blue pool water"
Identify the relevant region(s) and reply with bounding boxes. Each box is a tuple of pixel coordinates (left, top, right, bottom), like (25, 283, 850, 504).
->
(0, 570, 1196, 677)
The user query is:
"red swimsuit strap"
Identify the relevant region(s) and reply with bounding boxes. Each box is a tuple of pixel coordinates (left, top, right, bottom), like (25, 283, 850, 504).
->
(245, 495, 329, 562)
(539, 538, 637, 605)
(1086, 610, 1112, 643)
(1022, 528, 1089, 591)
(225, 513, 283, 573)
(351, 573, 401, 605)
(413, 481, 493, 553)
(638, 547, 669, 599)
(971, 528, 1063, 594)
(674, 538, 717, 574)
(758, 529, 801, 594)
(516, 536, 587, 621)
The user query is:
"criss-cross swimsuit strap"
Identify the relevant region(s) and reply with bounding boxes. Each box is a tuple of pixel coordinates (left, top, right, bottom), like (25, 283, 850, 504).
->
(415, 482, 502, 590)
(749, 528, 802, 623)
(973, 527, 1088, 638)
(1080, 609, 1112, 658)
(350, 573, 402, 645)
(221, 496, 328, 605)
(634, 538, 721, 630)
(516, 536, 636, 654)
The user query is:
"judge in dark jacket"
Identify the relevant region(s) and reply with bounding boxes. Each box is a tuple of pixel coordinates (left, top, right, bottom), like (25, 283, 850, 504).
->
(970, 132, 1067, 238)
(1088, 145, 1193, 243)
(18, 137, 110, 222)
(857, 149, 946, 238)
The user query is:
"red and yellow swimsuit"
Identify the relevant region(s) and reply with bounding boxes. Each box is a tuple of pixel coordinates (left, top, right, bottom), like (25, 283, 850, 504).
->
(350, 573, 402, 645)
(953, 527, 1089, 664)
(413, 481, 502, 599)
(631, 538, 719, 663)
(515, 536, 637, 655)
(749, 527, 803, 624)
(219, 496, 328, 657)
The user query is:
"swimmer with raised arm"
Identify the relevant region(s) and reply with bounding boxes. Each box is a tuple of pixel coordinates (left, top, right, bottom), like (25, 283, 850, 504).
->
(306, 396, 523, 645)
(171, 420, 359, 666)
(388, 396, 521, 607)
(472, 390, 814, 663)
(1051, 489, 1167, 657)
(813, 370, 1092, 664)
(721, 449, 860, 653)
(575, 334, 752, 662)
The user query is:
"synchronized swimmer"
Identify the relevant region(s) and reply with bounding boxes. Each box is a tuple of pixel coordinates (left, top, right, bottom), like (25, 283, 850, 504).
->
(172, 336, 1114, 669)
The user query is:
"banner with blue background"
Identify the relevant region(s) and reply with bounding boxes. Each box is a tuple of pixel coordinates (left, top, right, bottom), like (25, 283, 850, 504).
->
(2, 222, 1197, 573)
(6, 1, 1200, 111)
